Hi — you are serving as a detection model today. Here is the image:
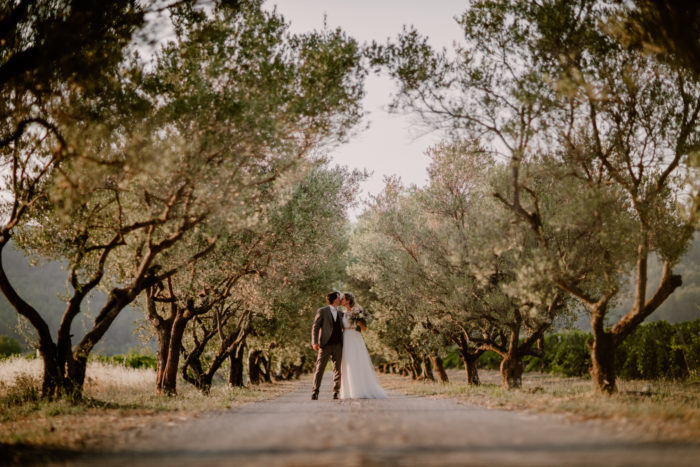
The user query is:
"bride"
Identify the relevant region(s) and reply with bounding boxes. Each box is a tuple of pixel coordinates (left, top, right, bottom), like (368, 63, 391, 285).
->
(339, 292, 386, 399)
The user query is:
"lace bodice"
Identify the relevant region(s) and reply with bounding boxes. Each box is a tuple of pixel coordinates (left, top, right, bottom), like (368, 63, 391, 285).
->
(342, 311, 353, 330)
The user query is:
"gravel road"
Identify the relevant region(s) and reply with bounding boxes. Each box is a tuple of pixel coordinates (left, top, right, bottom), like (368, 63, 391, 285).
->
(67, 374, 700, 466)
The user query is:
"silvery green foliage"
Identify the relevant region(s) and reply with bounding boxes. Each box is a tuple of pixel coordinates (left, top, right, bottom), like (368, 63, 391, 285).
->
(1, 0, 367, 396)
(17, 2, 366, 305)
(373, 0, 697, 392)
(179, 165, 365, 382)
(348, 140, 569, 373)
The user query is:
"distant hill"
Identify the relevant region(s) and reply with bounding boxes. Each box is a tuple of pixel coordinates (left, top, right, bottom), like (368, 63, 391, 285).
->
(0, 242, 153, 355)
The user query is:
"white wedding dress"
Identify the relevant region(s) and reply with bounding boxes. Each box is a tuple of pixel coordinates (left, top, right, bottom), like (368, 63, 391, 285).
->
(340, 312, 386, 399)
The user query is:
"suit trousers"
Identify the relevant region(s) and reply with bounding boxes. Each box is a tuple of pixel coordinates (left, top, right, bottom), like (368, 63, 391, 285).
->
(312, 343, 342, 395)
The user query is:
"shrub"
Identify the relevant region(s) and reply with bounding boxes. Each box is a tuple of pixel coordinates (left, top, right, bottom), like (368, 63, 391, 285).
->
(428, 320, 699, 380)
(442, 345, 462, 368)
(530, 320, 700, 380)
(0, 336, 22, 358)
(1, 373, 40, 407)
(124, 354, 157, 370)
(617, 320, 696, 380)
(441, 346, 503, 369)
(477, 351, 502, 370)
(550, 331, 591, 377)
(95, 353, 157, 370)
(522, 332, 591, 377)
(673, 320, 700, 373)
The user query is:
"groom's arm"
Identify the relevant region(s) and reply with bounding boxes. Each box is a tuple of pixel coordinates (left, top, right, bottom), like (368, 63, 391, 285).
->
(311, 308, 323, 349)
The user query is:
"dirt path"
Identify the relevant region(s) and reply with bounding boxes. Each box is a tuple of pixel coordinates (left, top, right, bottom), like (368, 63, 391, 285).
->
(66, 374, 700, 466)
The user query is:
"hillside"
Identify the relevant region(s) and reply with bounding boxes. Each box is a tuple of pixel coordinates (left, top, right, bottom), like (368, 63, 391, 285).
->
(0, 243, 152, 355)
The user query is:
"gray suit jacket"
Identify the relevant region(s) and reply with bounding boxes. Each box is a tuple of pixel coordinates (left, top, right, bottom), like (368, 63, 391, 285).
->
(311, 306, 342, 347)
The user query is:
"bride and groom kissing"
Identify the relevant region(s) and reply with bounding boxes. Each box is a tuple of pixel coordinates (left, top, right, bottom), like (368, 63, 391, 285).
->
(310, 291, 386, 400)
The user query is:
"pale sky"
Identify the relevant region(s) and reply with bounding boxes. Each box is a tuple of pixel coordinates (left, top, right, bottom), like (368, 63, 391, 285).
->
(271, 1, 467, 216)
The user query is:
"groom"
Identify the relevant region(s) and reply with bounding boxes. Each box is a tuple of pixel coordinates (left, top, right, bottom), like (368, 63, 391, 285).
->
(310, 291, 343, 400)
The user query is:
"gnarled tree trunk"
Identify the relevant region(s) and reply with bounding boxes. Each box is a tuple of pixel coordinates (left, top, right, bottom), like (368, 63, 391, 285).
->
(588, 300, 616, 394)
(421, 355, 435, 381)
(161, 312, 189, 395)
(154, 323, 173, 393)
(588, 261, 683, 394)
(503, 322, 521, 389)
(181, 314, 250, 394)
(147, 291, 174, 394)
(404, 347, 422, 380)
(589, 331, 615, 394)
(40, 343, 62, 398)
(457, 336, 482, 386)
(145, 282, 192, 396)
(275, 356, 306, 381)
(229, 343, 245, 387)
(430, 355, 449, 383)
(248, 349, 271, 384)
(463, 353, 480, 386)
(499, 355, 523, 389)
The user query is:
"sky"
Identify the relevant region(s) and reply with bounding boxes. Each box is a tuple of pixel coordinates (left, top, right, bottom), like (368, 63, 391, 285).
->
(270, 1, 468, 216)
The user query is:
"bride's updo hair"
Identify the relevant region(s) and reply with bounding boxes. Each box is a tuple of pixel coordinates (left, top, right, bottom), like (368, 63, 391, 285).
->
(343, 292, 355, 308)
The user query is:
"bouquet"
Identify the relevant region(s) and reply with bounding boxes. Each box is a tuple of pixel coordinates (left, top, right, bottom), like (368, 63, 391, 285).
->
(347, 306, 373, 329)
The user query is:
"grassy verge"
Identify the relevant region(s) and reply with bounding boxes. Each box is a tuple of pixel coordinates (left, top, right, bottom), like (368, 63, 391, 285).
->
(0, 357, 299, 456)
(378, 369, 700, 442)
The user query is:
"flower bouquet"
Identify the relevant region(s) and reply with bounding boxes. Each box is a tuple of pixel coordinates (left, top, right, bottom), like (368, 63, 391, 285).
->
(347, 306, 373, 329)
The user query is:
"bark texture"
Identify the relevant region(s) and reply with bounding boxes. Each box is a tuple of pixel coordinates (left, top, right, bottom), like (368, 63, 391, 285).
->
(430, 355, 449, 383)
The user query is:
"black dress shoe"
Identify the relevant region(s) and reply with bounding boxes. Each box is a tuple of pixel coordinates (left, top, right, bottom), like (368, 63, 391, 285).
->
(311, 393, 318, 400)
(333, 393, 339, 400)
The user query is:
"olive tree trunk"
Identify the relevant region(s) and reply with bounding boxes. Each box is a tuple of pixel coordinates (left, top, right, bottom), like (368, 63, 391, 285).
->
(229, 343, 246, 387)
(421, 355, 435, 381)
(430, 355, 449, 383)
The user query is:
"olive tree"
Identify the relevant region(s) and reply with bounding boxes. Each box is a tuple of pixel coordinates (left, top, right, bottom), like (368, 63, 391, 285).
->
(134, 4, 366, 395)
(0, 0, 153, 398)
(376, 0, 697, 393)
(350, 140, 568, 389)
(176, 166, 363, 393)
(0, 0, 366, 399)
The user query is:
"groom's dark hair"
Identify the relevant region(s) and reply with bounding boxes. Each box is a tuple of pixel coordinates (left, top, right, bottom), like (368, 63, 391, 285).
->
(326, 291, 340, 304)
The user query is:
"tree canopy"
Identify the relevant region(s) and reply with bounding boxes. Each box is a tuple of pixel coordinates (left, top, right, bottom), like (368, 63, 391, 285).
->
(1, 0, 697, 400)
(366, 0, 698, 393)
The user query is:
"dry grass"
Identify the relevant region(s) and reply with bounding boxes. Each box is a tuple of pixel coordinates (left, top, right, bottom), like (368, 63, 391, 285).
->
(378, 369, 700, 442)
(0, 356, 299, 451)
